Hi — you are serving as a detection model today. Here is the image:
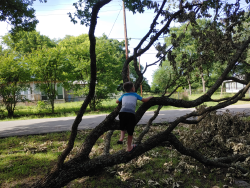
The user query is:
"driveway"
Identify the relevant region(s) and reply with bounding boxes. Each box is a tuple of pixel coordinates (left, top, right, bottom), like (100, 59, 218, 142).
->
(0, 104, 250, 138)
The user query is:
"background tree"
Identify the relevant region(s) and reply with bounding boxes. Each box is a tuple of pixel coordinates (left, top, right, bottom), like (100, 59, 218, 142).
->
(28, 46, 71, 114)
(151, 60, 175, 93)
(33, 0, 250, 187)
(155, 19, 226, 94)
(1, 31, 56, 53)
(59, 34, 126, 111)
(0, 50, 30, 117)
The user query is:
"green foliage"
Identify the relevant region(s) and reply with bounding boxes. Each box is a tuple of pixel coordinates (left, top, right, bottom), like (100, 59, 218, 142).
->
(151, 61, 175, 93)
(152, 19, 229, 94)
(36, 101, 50, 112)
(2, 31, 56, 53)
(59, 34, 126, 111)
(0, 50, 30, 117)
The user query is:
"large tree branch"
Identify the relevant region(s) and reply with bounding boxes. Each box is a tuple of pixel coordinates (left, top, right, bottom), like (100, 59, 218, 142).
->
(224, 77, 248, 85)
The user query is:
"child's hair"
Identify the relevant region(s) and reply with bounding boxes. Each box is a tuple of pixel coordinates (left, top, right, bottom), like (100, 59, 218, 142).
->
(123, 82, 134, 92)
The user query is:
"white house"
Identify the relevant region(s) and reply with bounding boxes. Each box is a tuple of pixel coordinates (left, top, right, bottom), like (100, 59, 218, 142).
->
(20, 81, 87, 103)
(20, 82, 65, 102)
(223, 80, 245, 93)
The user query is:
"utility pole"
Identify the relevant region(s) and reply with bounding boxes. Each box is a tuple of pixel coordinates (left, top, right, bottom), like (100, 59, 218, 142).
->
(138, 55, 143, 96)
(123, 1, 130, 81)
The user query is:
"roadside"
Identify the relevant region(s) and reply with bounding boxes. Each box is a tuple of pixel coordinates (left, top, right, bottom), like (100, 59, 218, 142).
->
(1, 104, 250, 138)
(1, 93, 250, 122)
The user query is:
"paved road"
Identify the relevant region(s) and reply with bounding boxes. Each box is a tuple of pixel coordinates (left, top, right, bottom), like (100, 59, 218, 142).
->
(0, 104, 250, 138)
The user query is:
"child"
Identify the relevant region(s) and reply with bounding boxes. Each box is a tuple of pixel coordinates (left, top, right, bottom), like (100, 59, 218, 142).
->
(116, 82, 153, 152)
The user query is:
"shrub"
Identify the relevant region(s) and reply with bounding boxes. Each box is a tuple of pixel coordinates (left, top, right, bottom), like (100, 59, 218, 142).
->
(37, 101, 50, 112)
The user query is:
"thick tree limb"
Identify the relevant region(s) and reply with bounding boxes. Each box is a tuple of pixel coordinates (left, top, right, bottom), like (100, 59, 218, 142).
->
(224, 77, 248, 85)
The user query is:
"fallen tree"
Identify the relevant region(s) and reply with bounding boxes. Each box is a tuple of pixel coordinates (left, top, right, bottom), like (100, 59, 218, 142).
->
(33, 0, 250, 187)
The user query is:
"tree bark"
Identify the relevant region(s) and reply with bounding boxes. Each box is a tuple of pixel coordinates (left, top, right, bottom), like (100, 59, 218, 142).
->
(188, 79, 192, 96)
(201, 72, 206, 93)
(220, 82, 224, 97)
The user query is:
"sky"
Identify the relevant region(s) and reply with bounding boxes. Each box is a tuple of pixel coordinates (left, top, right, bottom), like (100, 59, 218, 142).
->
(0, 0, 170, 85)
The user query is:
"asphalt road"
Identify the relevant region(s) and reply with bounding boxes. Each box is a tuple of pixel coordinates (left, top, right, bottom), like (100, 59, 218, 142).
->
(0, 104, 250, 138)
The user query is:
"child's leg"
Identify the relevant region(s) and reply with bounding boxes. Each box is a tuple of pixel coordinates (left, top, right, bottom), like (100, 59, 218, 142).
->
(119, 130, 126, 141)
(127, 135, 133, 151)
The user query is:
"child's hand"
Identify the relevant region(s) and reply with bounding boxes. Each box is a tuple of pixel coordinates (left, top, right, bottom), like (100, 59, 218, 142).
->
(141, 96, 153, 102)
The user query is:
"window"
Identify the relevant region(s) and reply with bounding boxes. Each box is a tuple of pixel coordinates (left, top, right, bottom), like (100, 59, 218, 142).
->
(226, 83, 230, 89)
(57, 84, 63, 99)
(41, 91, 48, 100)
(237, 83, 244, 89)
(231, 82, 236, 89)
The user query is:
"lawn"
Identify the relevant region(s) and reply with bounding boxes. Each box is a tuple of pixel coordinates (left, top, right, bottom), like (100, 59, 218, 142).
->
(0, 92, 250, 122)
(1, 117, 249, 187)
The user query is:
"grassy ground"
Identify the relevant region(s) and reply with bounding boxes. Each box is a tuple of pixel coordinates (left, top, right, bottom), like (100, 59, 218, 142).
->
(1, 122, 248, 188)
(0, 92, 250, 122)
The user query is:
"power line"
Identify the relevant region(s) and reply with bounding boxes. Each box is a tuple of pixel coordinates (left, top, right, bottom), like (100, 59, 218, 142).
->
(108, 7, 122, 38)
(35, 9, 123, 16)
(35, 6, 122, 11)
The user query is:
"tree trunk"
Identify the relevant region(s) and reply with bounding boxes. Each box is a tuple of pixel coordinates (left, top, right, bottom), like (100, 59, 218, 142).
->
(201, 73, 206, 93)
(7, 109, 14, 117)
(50, 99, 55, 114)
(220, 82, 224, 97)
(188, 81, 192, 96)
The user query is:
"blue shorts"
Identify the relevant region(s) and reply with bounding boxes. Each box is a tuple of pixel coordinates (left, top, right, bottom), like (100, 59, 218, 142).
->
(119, 112, 136, 136)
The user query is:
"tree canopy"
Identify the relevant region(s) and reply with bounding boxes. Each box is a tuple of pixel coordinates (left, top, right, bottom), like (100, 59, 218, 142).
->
(2, 31, 56, 53)
(58, 34, 126, 110)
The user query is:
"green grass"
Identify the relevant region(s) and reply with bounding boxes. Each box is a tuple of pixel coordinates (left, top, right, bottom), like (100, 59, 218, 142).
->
(1, 92, 250, 122)
(0, 123, 246, 188)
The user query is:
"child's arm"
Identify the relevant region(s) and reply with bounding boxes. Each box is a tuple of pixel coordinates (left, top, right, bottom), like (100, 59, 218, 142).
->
(141, 96, 153, 102)
(116, 99, 120, 104)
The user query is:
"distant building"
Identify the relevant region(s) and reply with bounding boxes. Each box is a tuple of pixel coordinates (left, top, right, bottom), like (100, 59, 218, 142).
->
(20, 81, 87, 104)
(223, 80, 245, 93)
